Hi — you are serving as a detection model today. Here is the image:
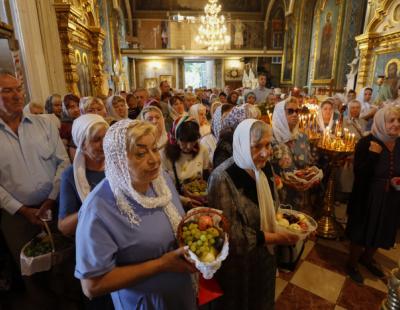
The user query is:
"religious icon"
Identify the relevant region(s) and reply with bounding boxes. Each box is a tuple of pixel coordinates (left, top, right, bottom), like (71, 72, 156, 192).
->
(375, 58, 400, 103)
(234, 19, 245, 49)
(282, 19, 295, 82)
(317, 12, 334, 79)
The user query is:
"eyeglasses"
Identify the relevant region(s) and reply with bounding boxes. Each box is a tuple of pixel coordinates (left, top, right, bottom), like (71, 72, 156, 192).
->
(286, 108, 300, 115)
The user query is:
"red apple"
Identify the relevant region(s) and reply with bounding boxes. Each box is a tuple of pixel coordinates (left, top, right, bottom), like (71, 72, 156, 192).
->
(198, 215, 213, 231)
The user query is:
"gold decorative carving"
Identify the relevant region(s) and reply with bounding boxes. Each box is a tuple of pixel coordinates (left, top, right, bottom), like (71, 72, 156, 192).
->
(54, 0, 106, 96)
(355, 0, 400, 91)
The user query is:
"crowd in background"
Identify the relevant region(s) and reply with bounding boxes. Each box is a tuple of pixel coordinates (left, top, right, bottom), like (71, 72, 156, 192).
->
(1, 68, 400, 309)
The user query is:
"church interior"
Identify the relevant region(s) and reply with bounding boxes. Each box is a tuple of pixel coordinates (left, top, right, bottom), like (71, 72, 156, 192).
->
(1, 0, 400, 309)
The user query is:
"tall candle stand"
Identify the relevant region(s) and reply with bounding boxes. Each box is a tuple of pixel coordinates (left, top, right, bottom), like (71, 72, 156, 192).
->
(316, 127, 356, 239)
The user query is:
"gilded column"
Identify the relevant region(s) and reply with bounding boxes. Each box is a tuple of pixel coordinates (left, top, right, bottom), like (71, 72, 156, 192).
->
(90, 26, 106, 96)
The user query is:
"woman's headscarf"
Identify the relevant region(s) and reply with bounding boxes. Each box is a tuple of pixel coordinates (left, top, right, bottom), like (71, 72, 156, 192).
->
(220, 103, 260, 132)
(371, 106, 398, 143)
(211, 105, 223, 139)
(272, 100, 299, 144)
(244, 91, 256, 104)
(317, 99, 334, 132)
(168, 115, 195, 145)
(106, 95, 128, 121)
(45, 94, 61, 114)
(139, 105, 168, 148)
(72, 114, 108, 202)
(103, 119, 182, 231)
(189, 103, 211, 136)
(356, 87, 373, 118)
(233, 119, 277, 254)
(346, 100, 362, 120)
(62, 93, 80, 121)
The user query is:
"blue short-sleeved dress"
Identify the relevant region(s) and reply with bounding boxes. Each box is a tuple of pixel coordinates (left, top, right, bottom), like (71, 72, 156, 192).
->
(75, 173, 196, 310)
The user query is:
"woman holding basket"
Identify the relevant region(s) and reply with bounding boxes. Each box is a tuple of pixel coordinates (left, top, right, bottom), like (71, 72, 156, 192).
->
(208, 119, 299, 310)
(75, 120, 197, 309)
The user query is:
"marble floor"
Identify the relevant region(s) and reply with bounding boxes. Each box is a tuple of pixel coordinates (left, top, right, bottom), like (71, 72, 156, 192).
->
(275, 203, 399, 310)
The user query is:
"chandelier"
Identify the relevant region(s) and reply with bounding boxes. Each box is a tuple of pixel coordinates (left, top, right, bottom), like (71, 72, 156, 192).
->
(195, 0, 230, 51)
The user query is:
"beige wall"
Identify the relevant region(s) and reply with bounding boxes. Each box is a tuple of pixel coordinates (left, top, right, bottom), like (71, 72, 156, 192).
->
(135, 59, 176, 88)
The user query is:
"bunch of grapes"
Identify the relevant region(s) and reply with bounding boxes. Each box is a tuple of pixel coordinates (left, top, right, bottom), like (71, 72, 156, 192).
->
(182, 222, 224, 261)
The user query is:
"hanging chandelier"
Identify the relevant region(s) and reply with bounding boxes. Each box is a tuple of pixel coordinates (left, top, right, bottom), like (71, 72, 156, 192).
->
(195, 0, 231, 51)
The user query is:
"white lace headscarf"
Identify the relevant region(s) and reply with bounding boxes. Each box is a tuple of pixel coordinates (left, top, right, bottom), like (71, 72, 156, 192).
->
(72, 114, 108, 202)
(272, 99, 299, 143)
(103, 119, 182, 234)
(233, 119, 277, 254)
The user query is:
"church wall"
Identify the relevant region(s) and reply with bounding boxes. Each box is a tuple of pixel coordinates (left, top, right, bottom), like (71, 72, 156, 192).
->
(135, 59, 177, 89)
(335, 0, 367, 90)
(355, 0, 400, 103)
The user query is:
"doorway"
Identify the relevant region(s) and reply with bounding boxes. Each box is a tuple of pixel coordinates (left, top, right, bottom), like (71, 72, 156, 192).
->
(184, 60, 215, 89)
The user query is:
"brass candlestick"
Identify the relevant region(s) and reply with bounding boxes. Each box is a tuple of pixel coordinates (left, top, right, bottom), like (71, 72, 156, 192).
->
(316, 130, 355, 239)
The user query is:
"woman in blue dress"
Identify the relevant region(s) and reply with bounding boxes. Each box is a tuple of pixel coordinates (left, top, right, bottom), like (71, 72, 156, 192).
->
(75, 119, 197, 310)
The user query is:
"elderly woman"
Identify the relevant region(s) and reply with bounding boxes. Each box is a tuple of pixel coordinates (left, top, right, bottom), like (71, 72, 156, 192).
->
(346, 106, 400, 284)
(45, 94, 63, 119)
(139, 105, 168, 149)
(208, 119, 298, 310)
(165, 95, 187, 132)
(58, 114, 109, 236)
(189, 103, 217, 163)
(58, 114, 112, 309)
(213, 104, 261, 168)
(79, 97, 108, 118)
(163, 116, 211, 207)
(106, 95, 128, 123)
(75, 120, 197, 309)
(271, 97, 315, 208)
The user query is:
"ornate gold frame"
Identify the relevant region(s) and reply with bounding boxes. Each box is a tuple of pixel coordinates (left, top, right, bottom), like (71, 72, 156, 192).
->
(54, 1, 106, 96)
(311, 0, 345, 85)
(356, 0, 400, 91)
(280, 9, 299, 85)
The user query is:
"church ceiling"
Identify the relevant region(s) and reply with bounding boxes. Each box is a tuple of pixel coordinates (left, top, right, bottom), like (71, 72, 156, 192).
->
(132, 0, 265, 13)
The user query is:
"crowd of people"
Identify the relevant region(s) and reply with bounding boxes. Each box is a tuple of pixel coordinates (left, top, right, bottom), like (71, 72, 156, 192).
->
(1, 68, 400, 310)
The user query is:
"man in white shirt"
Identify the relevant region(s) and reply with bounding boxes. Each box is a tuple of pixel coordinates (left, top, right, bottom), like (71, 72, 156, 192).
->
(252, 73, 271, 104)
(0, 70, 70, 306)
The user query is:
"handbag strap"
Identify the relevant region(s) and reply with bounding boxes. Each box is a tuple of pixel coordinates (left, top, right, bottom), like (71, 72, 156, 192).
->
(172, 161, 183, 195)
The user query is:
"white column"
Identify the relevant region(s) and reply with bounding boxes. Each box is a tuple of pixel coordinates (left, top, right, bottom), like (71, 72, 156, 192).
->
(36, 0, 66, 95)
(9, 0, 66, 105)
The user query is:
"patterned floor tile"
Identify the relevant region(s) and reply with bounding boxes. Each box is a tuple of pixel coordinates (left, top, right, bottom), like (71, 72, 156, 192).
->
(337, 278, 386, 310)
(305, 243, 348, 276)
(275, 277, 288, 301)
(275, 283, 335, 310)
(291, 261, 346, 303)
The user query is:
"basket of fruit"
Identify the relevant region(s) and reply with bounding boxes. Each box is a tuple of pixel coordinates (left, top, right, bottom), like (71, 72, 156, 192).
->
(181, 179, 208, 204)
(391, 177, 400, 191)
(276, 206, 317, 240)
(282, 166, 323, 191)
(177, 207, 229, 279)
(20, 221, 74, 276)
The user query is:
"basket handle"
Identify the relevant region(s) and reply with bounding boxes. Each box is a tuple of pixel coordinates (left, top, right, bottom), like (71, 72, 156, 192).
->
(42, 221, 56, 253)
(278, 204, 293, 212)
